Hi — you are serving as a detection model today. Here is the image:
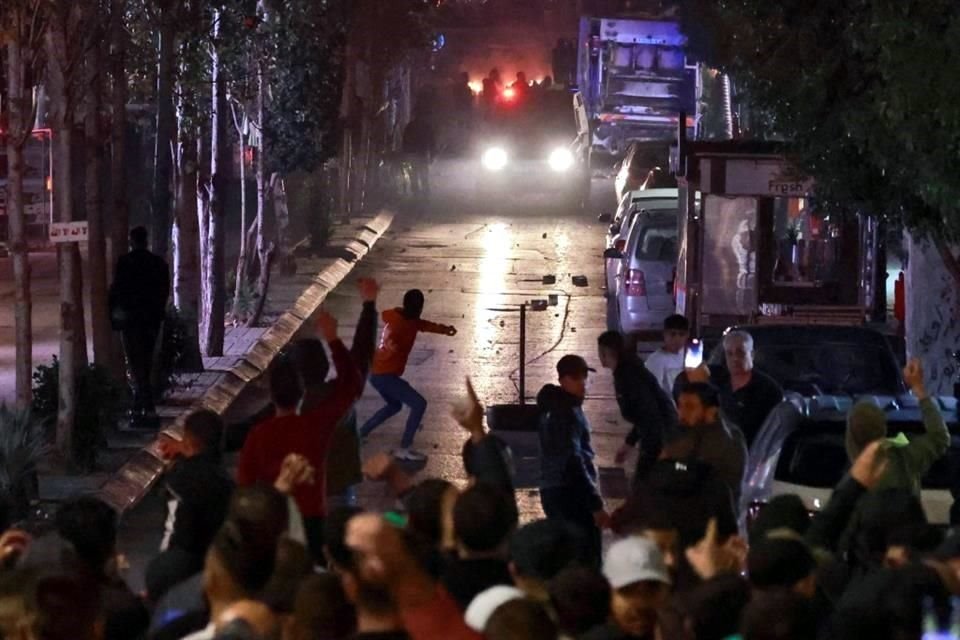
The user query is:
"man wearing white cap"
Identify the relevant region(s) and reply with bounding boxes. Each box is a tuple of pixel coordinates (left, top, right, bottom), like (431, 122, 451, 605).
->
(583, 537, 671, 640)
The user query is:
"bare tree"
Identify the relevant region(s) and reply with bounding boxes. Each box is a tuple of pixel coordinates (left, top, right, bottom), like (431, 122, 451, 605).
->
(2, 0, 45, 410)
(199, 7, 227, 356)
(229, 96, 250, 323)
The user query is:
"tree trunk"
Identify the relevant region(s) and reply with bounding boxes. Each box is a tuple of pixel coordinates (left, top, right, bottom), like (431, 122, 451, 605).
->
(247, 65, 270, 328)
(905, 231, 960, 395)
(85, 41, 112, 368)
(5, 37, 34, 410)
(108, 0, 128, 378)
(46, 12, 84, 461)
(230, 101, 249, 323)
(151, 0, 176, 260)
(172, 96, 204, 372)
(200, 11, 227, 357)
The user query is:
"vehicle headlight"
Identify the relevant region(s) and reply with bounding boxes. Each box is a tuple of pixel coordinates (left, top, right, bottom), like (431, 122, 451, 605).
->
(481, 147, 508, 171)
(548, 147, 574, 172)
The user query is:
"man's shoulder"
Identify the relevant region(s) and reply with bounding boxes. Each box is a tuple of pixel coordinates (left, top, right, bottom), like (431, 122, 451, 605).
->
(753, 369, 784, 393)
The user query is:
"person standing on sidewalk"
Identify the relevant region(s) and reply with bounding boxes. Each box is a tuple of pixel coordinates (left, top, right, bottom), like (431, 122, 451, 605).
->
(403, 109, 437, 199)
(597, 331, 677, 485)
(360, 289, 457, 462)
(109, 226, 169, 428)
(537, 354, 608, 568)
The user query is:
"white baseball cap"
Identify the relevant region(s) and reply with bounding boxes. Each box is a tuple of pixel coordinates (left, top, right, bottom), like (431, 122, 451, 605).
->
(464, 585, 525, 632)
(603, 536, 672, 589)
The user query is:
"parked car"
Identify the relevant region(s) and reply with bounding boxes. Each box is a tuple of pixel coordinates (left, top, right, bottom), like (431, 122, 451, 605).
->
(614, 144, 676, 200)
(605, 207, 679, 335)
(604, 189, 679, 294)
(722, 325, 960, 524)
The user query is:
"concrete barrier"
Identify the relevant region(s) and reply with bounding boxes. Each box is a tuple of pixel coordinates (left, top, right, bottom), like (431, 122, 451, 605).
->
(98, 212, 394, 515)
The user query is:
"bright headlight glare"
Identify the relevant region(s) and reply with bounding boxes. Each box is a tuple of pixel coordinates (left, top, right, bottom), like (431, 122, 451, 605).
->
(482, 147, 508, 171)
(548, 148, 574, 172)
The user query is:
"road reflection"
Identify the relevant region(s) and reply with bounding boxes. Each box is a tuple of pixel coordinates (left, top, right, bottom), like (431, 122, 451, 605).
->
(473, 222, 512, 354)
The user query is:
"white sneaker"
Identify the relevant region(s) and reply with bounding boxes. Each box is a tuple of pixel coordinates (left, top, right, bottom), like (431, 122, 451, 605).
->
(393, 447, 427, 462)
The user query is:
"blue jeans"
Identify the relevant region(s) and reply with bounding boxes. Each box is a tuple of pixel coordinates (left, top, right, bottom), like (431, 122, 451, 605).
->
(360, 374, 427, 448)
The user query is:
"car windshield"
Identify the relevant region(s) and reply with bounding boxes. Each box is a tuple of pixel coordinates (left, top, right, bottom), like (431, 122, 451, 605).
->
(634, 216, 678, 262)
(754, 342, 900, 396)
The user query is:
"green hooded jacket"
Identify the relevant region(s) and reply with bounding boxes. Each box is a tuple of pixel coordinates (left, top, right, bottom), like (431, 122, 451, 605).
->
(845, 397, 949, 495)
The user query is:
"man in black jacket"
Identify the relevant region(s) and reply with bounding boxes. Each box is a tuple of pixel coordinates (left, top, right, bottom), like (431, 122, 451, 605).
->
(598, 331, 678, 485)
(109, 226, 170, 427)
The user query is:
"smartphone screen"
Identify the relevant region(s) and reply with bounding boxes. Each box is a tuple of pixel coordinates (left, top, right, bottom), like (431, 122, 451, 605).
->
(684, 339, 703, 368)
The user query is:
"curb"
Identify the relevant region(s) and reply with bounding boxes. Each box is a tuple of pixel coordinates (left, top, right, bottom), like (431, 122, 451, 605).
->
(98, 212, 394, 515)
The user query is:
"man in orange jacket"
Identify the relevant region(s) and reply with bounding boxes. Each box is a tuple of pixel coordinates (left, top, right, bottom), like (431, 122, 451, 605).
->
(360, 289, 457, 461)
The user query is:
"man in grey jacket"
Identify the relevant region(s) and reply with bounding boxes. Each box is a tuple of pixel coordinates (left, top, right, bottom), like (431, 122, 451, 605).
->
(662, 382, 747, 505)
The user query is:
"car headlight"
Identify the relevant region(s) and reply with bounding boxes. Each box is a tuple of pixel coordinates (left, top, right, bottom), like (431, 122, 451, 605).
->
(548, 147, 574, 172)
(482, 147, 508, 171)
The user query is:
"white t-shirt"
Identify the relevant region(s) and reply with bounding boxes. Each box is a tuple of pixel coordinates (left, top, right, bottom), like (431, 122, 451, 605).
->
(645, 349, 685, 396)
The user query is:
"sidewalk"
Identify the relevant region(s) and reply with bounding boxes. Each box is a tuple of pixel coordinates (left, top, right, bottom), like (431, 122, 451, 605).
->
(36, 213, 394, 516)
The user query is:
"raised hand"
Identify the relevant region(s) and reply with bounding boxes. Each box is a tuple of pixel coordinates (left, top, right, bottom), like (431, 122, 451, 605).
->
(451, 377, 484, 433)
(274, 453, 316, 495)
(850, 439, 889, 490)
(358, 278, 380, 303)
(903, 358, 927, 399)
(315, 310, 339, 342)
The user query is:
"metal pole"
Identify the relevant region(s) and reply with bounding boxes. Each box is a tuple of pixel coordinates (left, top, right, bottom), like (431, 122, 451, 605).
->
(519, 303, 526, 406)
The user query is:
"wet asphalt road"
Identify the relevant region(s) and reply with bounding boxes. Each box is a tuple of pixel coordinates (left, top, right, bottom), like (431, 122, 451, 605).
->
(118, 159, 634, 590)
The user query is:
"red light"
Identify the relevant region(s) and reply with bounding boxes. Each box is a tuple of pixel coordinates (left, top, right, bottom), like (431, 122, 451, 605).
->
(625, 269, 647, 297)
(502, 87, 516, 101)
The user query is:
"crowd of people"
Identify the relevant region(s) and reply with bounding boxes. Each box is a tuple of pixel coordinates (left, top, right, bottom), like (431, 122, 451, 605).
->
(0, 280, 956, 640)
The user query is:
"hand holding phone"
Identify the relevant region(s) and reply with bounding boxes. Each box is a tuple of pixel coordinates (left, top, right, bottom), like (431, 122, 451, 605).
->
(684, 338, 703, 369)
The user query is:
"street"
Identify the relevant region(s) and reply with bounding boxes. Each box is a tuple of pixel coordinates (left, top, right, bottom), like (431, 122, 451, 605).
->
(117, 161, 631, 589)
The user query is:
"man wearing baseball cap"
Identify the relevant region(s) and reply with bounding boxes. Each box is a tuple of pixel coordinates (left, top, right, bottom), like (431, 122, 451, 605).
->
(537, 354, 607, 567)
(584, 537, 671, 639)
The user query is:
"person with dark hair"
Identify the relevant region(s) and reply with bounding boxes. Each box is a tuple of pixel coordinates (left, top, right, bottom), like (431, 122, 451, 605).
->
(548, 565, 612, 637)
(148, 409, 234, 602)
(326, 513, 408, 640)
(284, 573, 356, 640)
(441, 484, 517, 608)
(538, 354, 607, 568)
(402, 109, 437, 198)
(673, 573, 751, 640)
(108, 225, 170, 427)
(215, 600, 280, 640)
(454, 378, 515, 499)
(238, 310, 364, 563)
(260, 538, 314, 615)
(598, 330, 677, 484)
(404, 478, 459, 562)
(184, 521, 278, 640)
(360, 289, 457, 461)
(508, 519, 588, 601)
(741, 588, 817, 640)
(747, 534, 818, 598)
(290, 278, 379, 509)
(645, 314, 689, 395)
(663, 382, 746, 503)
(54, 496, 150, 640)
(483, 598, 557, 640)
(749, 494, 811, 542)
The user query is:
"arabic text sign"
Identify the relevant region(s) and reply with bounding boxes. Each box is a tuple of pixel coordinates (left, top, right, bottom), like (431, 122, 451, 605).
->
(49, 221, 89, 244)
